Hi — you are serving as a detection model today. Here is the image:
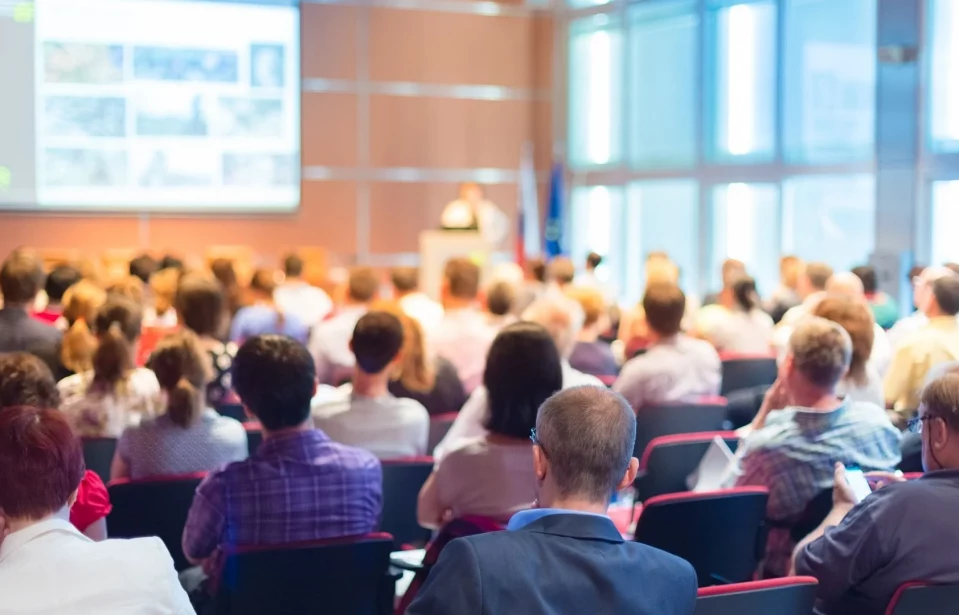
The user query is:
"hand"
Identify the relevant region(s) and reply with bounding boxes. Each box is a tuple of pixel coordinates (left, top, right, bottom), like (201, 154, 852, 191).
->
(865, 471, 906, 491)
(752, 379, 788, 431)
(832, 463, 858, 510)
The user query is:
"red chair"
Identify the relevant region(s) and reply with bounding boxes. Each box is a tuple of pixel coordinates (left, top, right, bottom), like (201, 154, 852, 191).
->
(137, 325, 178, 366)
(694, 577, 819, 615)
(244, 423, 263, 456)
(633, 487, 769, 587)
(107, 472, 206, 571)
(719, 353, 778, 396)
(633, 397, 729, 461)
(636, 432, 739, 501)
(597, 374, 617, 387)
(427, 412, 458, 455)
(216, 533, 396, 615)
(82, 437, 118, 482)
(380, 457, 433, 548)
(886, 582, 959, 615)
(217, 403, 249, 423)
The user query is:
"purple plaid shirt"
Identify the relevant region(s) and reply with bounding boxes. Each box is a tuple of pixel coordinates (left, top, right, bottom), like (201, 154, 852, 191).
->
(182, 428, 382, 561)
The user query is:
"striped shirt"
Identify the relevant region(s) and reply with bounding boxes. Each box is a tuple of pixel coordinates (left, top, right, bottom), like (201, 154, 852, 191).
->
(182, 428, 382, 561)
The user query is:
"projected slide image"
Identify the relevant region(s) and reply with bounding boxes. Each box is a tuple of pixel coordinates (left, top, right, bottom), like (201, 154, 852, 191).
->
(250, 44, 285, 88)
(44, 42, 124, 84)
(44, 148, 127, 187)
(223, 153, 296, 186)
(135, 148, 216, 187)
(135, 93, 209, 137)
(133, 46, 238, 83)
(44, 96, 126, 137)
(212, 98, 283, 138)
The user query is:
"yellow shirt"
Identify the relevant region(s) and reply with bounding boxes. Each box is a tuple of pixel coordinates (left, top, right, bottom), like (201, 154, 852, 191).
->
(883, 316, 959, 411)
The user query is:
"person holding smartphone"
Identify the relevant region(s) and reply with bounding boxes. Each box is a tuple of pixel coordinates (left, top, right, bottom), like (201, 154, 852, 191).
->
(793, 374, 959, 615)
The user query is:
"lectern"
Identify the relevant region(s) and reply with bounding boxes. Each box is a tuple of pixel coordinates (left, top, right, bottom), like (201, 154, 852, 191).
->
(419, 230, 493, 300)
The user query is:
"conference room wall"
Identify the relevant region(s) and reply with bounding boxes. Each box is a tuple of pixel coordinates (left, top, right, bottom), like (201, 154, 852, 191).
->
(0, 1, 554, 267)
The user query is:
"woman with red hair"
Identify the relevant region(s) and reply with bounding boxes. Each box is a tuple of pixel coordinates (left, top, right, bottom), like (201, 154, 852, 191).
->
(0, 406, 193, 613)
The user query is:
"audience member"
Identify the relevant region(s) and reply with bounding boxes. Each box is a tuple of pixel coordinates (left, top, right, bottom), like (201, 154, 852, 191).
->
(408, 387, 697, 615)
(794, 374, 959, 614)
(34, 264, 81, 325)
(313, 312, 429, 458)
(230, 268, 309, 345)
(614, 282, 721, 409)
(105, 275, 145, 306)
(182, 336, 381, 570)
(696, 275, 774, 354)
(0, 353, 112, 542)
(852, 265, 898, 330)
(59, 280, 107, 375)
(176, 272, 238, 406)
(766, 255, 804, 324)
(885, 274, 959, 415)
(812, 295, 883, 407)
(483, 280, 517, 331)
(566, 286, 618, 378)
(274, 253, 333, 328)
(417, 322, 562, 528)
(112, 330, 247, 480)
(702, 258, 746, 306)
(392, 266, 443, 334)
(777, 261, 834, 328)
(0, 406, 193, 612)
(309, 266, 379, 384)
(512, 257, 547, 316)
(887, 266, 953, 349)
(573, 251, 610, 296)
(429, 258, 496, 393)
(735, 317, 901, 578)
(0, 251, 64, 377)
(158, 255, 184, 271)
(210, 258, 243, 317)
(616, 254, 697, 349)
(129, 254, 158, 285)
(58, 297, 162, 437)
(374, 301, 466, 416)
(546, 256, 576, 291)
(143, 267, 180, 328)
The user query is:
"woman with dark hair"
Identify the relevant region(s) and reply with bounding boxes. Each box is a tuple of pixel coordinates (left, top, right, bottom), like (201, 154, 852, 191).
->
(58, 297, 161, 437)
(695, 275, 774, 354)
(111, 330, 247, 480)
(229, 268, 309, 345)
(177, 271, 239, 405)
(0, 406, 191, 611)
(416, 322, 563, 528)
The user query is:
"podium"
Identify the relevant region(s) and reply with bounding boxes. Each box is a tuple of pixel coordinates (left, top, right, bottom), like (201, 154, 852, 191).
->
(419, 230, 493, 300)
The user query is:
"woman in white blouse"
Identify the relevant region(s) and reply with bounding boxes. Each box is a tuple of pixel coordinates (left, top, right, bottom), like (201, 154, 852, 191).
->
(696, 276, 774, 355)
(58, 297, 162, 437)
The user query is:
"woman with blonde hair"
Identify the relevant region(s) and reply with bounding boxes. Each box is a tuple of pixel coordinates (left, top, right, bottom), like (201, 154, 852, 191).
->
(373, 299, 467, 415)
(111, 329, 247, 480)
(58, 297, 162, 437)
(59, 280, 107, 375)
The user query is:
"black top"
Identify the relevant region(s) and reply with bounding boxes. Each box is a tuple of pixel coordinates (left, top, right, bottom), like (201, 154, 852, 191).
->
(0, 308, 67, 379)
(389, 356, 467, 416)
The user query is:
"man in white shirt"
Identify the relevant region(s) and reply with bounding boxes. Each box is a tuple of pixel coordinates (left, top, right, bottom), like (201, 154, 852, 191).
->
(887, 266, 954, 350)
(309, 266, 379, 385)
(440, 183, 510, 247)
(274, 253, 333, 329)
(429, 258, 497, 394)
(614, 282, 721, 410)
(392, 266, 443, 335)
(314, 311, 429, 459)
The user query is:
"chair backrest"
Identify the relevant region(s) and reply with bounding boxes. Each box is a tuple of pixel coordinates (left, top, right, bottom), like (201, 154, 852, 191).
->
(636, 432, 739, 501)
(137, 326, 178, 366)
(720, 355, 778, 396)
(634, 488, 769, 586)
(216, 533, 395, 615)
(597, 374, 617, 387)
(217, 403, 248, 423)
(245, 423, 263, 456)
(633, 399, 729, 461)
(694, 577, 819, 615)
(886, 582, 959, 615)
(427, 413, 458, 455)
(107, 473, 206, 571)
(380, 457, 434, 548)
(82, 437, 118, 482)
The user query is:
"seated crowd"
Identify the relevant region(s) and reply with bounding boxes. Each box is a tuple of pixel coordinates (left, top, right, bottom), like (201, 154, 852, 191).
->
(1, 246, 959, 614)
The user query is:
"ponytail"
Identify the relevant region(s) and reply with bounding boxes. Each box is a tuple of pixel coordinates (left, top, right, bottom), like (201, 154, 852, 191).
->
(167, 377, 201, 428)
(61, 318, 97, 374)
(91, 322, 134, 389)
(732, 276, 759, 312)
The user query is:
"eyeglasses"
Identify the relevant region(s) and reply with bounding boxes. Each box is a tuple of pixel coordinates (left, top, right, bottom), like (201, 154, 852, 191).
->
(530, 428, 548, 457)
(908, 415, 934, 434)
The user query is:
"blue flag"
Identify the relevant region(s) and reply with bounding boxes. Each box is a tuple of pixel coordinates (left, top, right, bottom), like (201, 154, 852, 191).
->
(544, 162, 564, 258)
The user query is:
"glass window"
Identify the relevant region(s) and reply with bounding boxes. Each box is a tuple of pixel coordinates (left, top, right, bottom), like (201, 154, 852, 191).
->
(709, 1, 777, 162)
(710, 183, 780, 297)
(568, 16, 623, 168)
(783, 0, 876, 163)
(929, 0, 959, 152)
(567, 0, 609, 9)
(628, 1, 698, 169)
(931, 181, 959, 265)
(782, 175, 876, 273)
(569, 185, 625, 297)
(624, 180, 700, 303)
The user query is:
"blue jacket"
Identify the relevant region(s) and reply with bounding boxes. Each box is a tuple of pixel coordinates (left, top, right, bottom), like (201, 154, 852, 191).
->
(407, 512, 698, 615)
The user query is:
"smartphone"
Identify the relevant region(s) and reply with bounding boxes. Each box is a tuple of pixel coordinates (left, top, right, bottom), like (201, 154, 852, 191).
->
(844, 464, 872, 503)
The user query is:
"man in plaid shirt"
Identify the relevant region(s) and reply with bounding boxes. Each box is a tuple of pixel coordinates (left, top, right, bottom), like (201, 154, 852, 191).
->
(182, 335, 382, 571)
(735, 317, 901, 577)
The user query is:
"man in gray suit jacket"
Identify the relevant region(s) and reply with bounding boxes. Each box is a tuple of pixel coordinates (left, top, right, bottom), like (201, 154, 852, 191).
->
(0, 251, 64, 378)
(408, 385, 698, 615)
